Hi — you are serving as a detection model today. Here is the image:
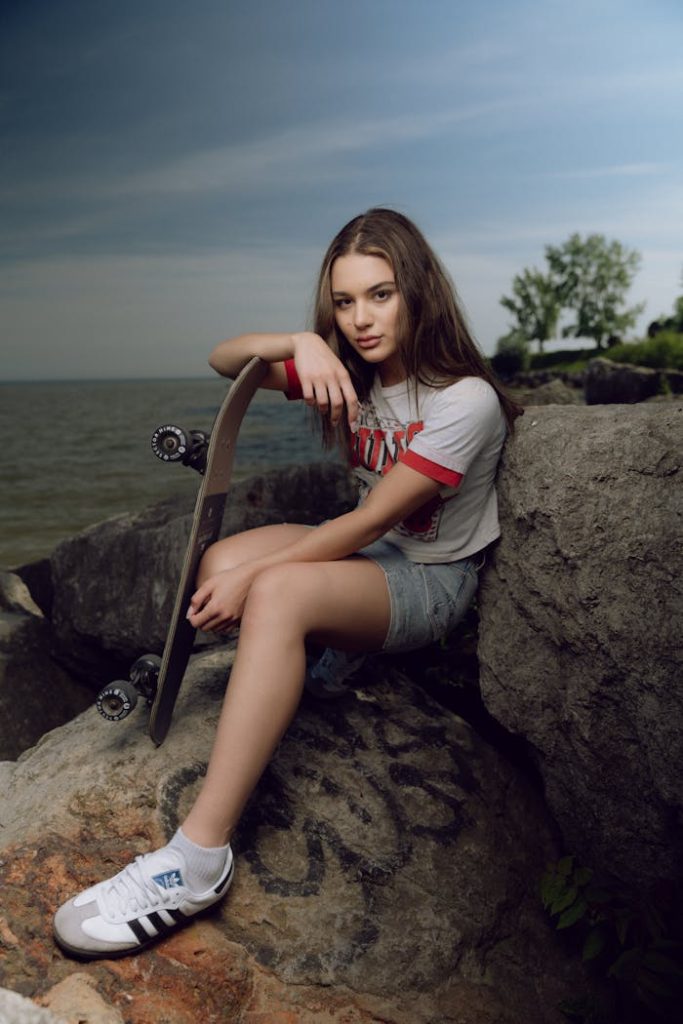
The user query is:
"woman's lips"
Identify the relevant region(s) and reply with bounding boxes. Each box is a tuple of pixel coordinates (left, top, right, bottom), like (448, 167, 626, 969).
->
(356, 335, 382, 348)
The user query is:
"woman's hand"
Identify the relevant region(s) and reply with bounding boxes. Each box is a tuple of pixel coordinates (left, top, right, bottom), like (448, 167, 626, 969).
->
(292, 332, 359, 429)
(186, 565, 257, 633)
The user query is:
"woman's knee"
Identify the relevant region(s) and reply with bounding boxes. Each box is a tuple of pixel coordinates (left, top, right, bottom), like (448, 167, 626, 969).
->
(241, 564, 320, 630)
(197, 524, 313, 585)
(197, 536, 243, 583)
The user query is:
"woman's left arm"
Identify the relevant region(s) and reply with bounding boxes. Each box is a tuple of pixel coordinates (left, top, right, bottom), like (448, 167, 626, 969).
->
(188, 463, 442, 630)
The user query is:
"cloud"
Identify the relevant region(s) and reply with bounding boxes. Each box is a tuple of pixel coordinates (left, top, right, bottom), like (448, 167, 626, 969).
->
(0, 99, 522, 209)
(107, 102, 521, 199)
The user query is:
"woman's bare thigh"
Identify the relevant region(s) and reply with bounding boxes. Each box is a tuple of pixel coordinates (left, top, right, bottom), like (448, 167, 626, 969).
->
(197, 524, 314, 583)
(242, 557, 391, 653)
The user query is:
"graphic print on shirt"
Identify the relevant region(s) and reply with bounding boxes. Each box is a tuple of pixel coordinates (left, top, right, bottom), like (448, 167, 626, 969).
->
(351, 402, 445, 542)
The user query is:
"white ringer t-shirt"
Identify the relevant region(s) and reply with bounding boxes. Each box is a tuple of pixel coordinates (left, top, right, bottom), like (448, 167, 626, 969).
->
(351, 375, 507, 562)
(284, 361, 507, 563)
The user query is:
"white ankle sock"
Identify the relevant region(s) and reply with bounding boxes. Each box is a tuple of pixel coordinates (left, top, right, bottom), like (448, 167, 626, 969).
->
(168, 828, 231, 893)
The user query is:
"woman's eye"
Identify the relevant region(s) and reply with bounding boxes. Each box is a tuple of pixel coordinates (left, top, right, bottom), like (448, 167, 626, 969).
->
(374, 289, 392, 301)
(335, 298, 352, 309)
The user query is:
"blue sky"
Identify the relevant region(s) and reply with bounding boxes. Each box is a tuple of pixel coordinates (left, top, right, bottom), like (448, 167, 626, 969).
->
(1, 0, 682, 379)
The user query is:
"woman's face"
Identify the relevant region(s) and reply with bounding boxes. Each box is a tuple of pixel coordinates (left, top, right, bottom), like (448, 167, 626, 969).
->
(330, 253, 405, 386)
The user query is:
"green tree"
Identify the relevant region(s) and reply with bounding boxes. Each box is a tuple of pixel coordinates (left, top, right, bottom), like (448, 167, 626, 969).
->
(650, 268, 683, 335)
(545, 233, 644, 350)
(500, 268, 561, 354)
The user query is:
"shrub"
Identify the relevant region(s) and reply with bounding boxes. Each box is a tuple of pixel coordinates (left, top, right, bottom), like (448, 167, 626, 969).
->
(541, 855, 683, 1023)
(491, 331, 530, 378)
(606, 333, 683, 371)
(529, 348, 596, 371)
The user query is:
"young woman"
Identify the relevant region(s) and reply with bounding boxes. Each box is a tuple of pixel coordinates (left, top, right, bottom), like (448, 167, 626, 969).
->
(54, 208, 520, 959)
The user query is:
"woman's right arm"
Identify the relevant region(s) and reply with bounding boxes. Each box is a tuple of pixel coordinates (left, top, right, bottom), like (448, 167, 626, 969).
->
(209, 332, 297, 389)
(209, 331, 359, 428)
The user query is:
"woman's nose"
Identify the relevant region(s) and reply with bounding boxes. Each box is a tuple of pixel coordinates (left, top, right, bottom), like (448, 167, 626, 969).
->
(354, 301, 372, 328)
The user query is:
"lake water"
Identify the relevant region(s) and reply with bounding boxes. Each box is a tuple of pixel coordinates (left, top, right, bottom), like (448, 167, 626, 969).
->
(0, 378, 335, 569)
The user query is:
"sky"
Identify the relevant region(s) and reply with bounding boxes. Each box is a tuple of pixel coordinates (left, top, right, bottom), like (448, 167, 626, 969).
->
(1, 0, 682, 380)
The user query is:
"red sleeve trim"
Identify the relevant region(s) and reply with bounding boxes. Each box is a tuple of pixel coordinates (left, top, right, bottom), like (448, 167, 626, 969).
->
(399, 449, 464, 488)
(284, 358, 304, 401)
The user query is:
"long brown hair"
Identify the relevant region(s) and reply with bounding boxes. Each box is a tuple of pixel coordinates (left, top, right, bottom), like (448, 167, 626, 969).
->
(313, 207, 522, 448)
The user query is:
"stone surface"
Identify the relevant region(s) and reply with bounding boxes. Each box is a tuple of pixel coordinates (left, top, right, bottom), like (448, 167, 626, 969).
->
(0, 572, 90, 761)
(37, 974, 125, 1024)
(0, 648, 589, 1024)
(41, 462, 355, 684)
(513, 378, 583, 407)
(0, 989, 61, 1024)
(478, 402, 683, 885)
(584, 356, 662, 404)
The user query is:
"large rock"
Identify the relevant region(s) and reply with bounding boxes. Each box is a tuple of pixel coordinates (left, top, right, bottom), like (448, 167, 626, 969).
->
(513, 378, 583, 407)
(0, 571, 90, 760)
(38, 462, 354, 683)
(584, 356, 662, 404)
(0, 648, 591, 1024)
(478, 402, 683, 885)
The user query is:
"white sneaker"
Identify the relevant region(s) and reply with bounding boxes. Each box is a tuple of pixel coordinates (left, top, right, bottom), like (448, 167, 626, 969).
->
(305, 649, 366, 699)
(53, 845, 233, 959)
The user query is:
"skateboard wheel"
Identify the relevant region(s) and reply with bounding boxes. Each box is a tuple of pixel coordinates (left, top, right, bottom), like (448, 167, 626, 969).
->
(130, 654, 162, 678)
(96, 680, 139, 721)
(130, 654, 161, 703)
(151, 425, 190, 462)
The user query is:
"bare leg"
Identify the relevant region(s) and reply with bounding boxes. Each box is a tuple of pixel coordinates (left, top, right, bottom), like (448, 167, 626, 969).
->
(196, 523, 314, 584)
(182, 557, 390, 847)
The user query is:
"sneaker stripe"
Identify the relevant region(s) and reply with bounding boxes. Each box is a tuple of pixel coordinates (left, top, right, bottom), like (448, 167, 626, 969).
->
(214, 859, 234, 895)
(128, 918, 151, 945)
(147, 912, 173, 936)
(168, 909, 187, 924)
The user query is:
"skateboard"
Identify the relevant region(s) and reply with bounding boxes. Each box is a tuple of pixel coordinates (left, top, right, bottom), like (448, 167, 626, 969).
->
(96, 356, 267, 745)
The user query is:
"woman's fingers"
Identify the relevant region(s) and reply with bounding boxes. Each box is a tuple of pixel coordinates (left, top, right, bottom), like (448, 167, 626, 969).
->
(302, 373, 358, 426)
(190, 600, 236, 632)
(293, 334, 359, 426)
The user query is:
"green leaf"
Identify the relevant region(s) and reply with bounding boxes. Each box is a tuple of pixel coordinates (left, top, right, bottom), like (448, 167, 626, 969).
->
(635, 968, 676, 999)
(583, 885, 613, 906)
(557, 855, 575, 878)
(642, 951, 683, 979)
(541, 873, 565, 909)
(615, 910, 634, 947)
(573, 866, 594, 888)
(608, 948, 641, 979)
(557, 998, 597, 1021)
(557, 899, 588, 930)
(642, 901, 666, 942)
(582, 926, 607, 962)
(551, 886, 579, 916)
(634, 985, 672, 1018)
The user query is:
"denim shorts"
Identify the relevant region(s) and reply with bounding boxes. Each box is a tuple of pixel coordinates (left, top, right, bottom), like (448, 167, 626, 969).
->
(357, 538, 482, 653)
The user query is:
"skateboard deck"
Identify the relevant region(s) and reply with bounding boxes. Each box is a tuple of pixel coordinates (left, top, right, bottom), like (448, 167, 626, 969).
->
(148, 356, 267, 745)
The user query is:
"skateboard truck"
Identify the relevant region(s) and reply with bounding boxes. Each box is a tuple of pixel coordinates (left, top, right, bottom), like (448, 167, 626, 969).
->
(96, 655, 161, 721)
(151, 425, 209, 475)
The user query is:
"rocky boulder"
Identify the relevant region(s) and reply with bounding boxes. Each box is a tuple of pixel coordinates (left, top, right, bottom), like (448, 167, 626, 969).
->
(478, 402, 683, 886)
(584, 356, 662, 404)
(0, 647, 591, 1024)
(32, 462, 354, 684)
(513, 378, 583, 407)
(0, 571, 90, 760)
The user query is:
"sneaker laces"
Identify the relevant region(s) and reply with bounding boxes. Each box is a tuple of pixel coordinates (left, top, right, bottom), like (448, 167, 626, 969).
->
(100, 855, 174, 918)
